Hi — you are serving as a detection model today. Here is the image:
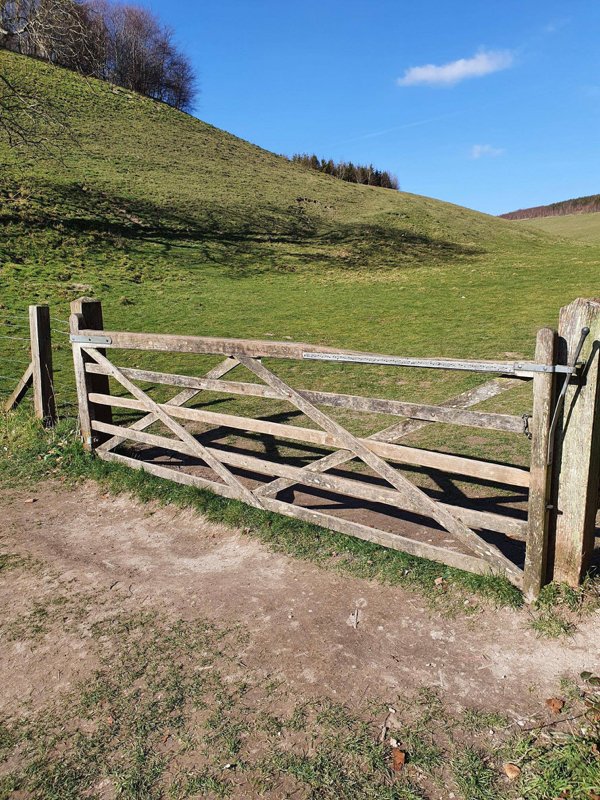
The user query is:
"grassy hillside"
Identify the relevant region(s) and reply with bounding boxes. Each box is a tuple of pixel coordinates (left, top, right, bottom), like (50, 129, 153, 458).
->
(517, 212, 600, 242)
(1, 49, 600, 468)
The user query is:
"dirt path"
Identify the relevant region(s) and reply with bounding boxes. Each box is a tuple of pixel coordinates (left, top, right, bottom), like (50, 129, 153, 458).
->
(1, 481, 598, 721)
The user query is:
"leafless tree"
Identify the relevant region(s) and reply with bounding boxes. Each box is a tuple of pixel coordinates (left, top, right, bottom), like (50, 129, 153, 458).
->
(101, 2, 195, 109)
(0, 0, 104, 153)
(0, 0, 195, 152)
(1, 0, 105, 69)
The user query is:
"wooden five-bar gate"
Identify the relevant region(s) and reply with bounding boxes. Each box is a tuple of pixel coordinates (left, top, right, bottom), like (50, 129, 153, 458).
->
(68, 297, 600, 600)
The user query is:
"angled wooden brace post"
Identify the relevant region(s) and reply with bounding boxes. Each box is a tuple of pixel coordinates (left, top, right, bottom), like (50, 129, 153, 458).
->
(4, 305, 56, 426)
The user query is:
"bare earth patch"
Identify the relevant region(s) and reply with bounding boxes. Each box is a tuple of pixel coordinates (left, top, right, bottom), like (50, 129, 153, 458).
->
(1, 480, 598, 722)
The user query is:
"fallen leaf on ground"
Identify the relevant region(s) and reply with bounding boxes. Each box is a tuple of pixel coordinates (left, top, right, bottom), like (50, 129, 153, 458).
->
(24, 498, 37, 504)
(434, 577, 444, 586)
(545, 697, 565, 715)
(503, 763, 521, 780)
(390, 747, 406, 772)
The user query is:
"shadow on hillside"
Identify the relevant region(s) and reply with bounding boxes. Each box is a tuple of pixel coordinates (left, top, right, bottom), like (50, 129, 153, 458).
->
(3, 182, 486, 276)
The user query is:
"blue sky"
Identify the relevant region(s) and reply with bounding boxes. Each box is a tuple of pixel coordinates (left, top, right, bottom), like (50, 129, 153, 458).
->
(147, 0, 599, 215)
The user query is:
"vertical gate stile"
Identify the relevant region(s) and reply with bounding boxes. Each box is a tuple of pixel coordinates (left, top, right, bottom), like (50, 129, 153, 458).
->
(69, 297, 112, 450)
(523, 327, 557, 601)
(70, 311, 93, 451)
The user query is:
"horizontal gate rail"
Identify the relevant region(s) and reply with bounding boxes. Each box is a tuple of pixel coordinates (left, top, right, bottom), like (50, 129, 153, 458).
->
(74, 329, 549, 378)
(303, 351, 575, 376)
(91, 417, 527, 539)
(85, 363, 526, 433)
(88, 392, 530, 487)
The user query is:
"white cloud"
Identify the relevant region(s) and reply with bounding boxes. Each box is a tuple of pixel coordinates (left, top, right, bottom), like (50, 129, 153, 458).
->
(543, 18, 569, 34)
(471, 144, 505, 159)
(397, 49, 513, 87)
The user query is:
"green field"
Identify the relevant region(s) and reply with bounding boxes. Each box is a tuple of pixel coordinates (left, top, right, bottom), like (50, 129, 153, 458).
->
(1, 49, 600, 467)
(516, 212, 600, 242)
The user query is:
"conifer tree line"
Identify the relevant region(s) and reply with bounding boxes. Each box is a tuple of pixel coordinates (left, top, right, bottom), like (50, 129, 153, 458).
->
(0, 0, 196, 110)
(290, 153, 399, 190)
(500, 194, 600, 220)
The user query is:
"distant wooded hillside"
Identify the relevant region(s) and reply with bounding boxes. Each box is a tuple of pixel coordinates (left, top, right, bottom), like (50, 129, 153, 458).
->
(500, 194, 600, 220)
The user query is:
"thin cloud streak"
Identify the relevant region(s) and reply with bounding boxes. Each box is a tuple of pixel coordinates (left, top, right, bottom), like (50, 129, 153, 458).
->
(398, 49, 513, 87)
(331, 111, 462, 148)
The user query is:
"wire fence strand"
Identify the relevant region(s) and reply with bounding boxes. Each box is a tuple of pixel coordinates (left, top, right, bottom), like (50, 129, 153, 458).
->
(0, 321, 29, 331)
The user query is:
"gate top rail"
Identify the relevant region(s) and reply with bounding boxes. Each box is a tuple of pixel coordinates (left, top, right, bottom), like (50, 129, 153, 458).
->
(69, 328, 571, 378)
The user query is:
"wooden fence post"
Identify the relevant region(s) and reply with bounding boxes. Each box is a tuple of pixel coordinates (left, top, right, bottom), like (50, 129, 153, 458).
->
(69, 297, 112, 450)
(29, 304, 56, 426)
(550, 298, 600, 586)
(523, 327, 556, 601)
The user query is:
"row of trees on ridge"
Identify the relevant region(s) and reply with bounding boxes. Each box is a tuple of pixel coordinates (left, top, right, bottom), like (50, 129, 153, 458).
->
(290, 153, 399, 190)
(500, 194, 600, 220)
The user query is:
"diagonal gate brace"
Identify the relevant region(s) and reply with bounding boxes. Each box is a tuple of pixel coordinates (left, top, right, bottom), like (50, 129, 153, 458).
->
(238, 356, 523, 584)
(83, 348, 262, 509)
(98, 357, 240, 454)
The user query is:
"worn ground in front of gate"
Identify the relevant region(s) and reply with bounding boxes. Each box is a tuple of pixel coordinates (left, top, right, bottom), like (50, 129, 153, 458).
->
(2, 480, 598, 716)
(1, 480, 599, 799)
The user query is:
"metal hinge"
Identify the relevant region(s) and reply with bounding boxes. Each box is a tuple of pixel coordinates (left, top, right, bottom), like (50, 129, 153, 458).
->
(70, 334, 112, 345)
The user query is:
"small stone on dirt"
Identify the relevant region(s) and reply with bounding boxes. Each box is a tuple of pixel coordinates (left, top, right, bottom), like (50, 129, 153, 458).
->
(24, 498, 37, 504)
(503, 762, 521, 780)
(545, 697, 565, 715)
(390, 747, 406, 772)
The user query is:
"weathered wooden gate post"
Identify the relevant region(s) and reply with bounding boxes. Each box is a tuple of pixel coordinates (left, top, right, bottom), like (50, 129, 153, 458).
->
(550, 298, 600, 586)
(69, 297, 112, 451)
(523, 327, 556, 601)
(29, 304, 56, 426)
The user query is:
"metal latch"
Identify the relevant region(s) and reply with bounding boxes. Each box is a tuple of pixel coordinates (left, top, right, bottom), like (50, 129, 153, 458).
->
(70, 334, 112, 345)
(547, 326, 590, 465)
